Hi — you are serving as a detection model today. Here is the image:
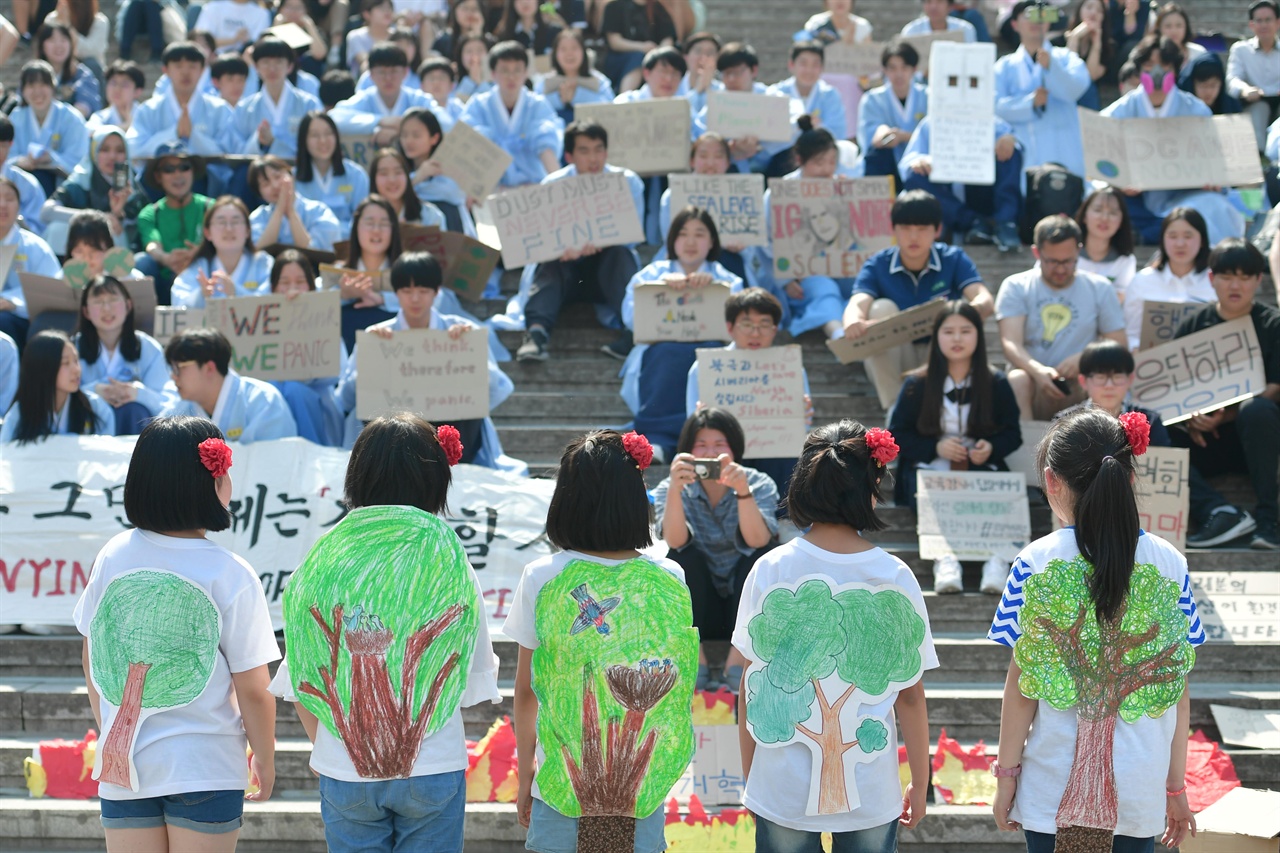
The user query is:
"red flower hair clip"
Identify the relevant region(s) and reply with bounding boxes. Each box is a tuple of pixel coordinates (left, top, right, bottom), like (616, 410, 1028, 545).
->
(437, 425, 464, 466)
(1118, 411, 1150, 456)
(197, 438, 233, 478)
(622, 431, 654, 471)
(864, 428, 899, 468)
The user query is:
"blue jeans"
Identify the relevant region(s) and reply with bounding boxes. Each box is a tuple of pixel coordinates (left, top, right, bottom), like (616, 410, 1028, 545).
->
(1024, 830, 1154, 853)
(318, 771, 466, 853)
(526, 798, 667, 853)
(755, 815, 897, 853)
(100, 789, 243, 833)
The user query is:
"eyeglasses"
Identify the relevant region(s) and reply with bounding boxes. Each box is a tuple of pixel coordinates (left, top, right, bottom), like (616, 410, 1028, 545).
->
(210, 217, 245, 228)
(87, 296, 127, 310)
(1084, 373, 1131, 386)
(1040, 256, 1078, 268)
(158, 162, 194, 174)
(167, 360, 196, 375)
(734, 320, 777, 334)
(359, 218, 394, 231)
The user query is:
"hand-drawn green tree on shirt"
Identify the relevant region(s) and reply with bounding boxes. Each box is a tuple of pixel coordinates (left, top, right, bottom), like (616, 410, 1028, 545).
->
(89, 570, 221, 791)
(745, 578, 927, 815)
(1015, 556, 1194, 852)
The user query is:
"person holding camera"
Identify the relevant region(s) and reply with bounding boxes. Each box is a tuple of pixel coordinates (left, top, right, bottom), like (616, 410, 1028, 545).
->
(653, 407, 778, 693)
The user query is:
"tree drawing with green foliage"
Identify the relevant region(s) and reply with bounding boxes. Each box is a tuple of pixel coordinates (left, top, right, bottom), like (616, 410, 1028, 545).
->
(533, 559, 699, 853)
(1015, 556, 1194, 852)
(89, 570, 221, 791)
(285, 505, 478, 779)
(744, 577, 927, 815)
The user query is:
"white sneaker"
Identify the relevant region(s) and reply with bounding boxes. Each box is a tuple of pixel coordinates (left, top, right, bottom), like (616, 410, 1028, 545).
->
(19, 624, 77, 635)
(933, 556, 963, 594)
(980, 557, 1009, 595)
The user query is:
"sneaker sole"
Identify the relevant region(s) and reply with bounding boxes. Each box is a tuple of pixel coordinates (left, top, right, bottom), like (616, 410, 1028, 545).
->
(1251, 537, 1280, 551)
(934, 582, 964, 595)
(600, 346, 628, 361)
(1188, 517, 1257, 548)
(516, 351, 549, 362)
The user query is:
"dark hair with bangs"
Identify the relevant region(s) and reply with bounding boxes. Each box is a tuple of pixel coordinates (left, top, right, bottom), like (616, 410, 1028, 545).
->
(676, 408, 745, 462)
(546, 430, 654, 552)
(124, 416, 233, 532)
(1152, 207, 1210, 272)
(295, 111, 347, 182)
(347, 195, 403, 267)
(909, 300, 996, 438)
(77, 275, 142, 364)
(891, 190, 943, 228)
(344, 413, 452, 513)
(390, 250, 442, 291)
(725, 288, 782, 325)
(717, 42, 758, 71)
(1207, 238, 1266, 277)
(11, 331, 100, 445)
(368, 147, 423, 222)
(786, 420, 889, 533)
(1075, 187, 1134, 257)
(666, 206, 721, 263)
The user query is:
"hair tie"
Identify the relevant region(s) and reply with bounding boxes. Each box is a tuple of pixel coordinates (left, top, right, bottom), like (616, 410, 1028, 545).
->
(1118, 411, 1150, 456)
(864, 427, 899, 468)
(621, 431, 654, 471)
(436, 424, 464, 466)
(197, 437, 233, 479)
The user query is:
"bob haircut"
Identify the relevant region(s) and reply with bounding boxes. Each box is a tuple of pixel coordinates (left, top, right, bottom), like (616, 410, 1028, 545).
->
(667, 206, 721, 263)
(1129, 35, 1183, 75)
(1208, 238, 1267, 277)
(19, 60, 56, 92)
(10, 330, 98, 445)
(400, 106, 444, 157)
(346, 194, 403, 267)
(161, 41, 206, 67)
(124, 416, 233, 532)
(295, 111, 347, 182)
(194, 196, 255, 261)
(67, 210, 116, 254)
(210, 53, 250, 79)
(252, 34, 296, 64)
(1153, 207, 1210, 272)
(725, 287, 782, 325)
(269, 248, 318, 291)
(488, 40, 530, 71)
(1074, 186, 1134, 257)
(891, 190, 943, 228)
(1078, 339, 1135, 376)
(643, 46, 687, 75)
(546, 430, 654, 552)
(344, 413, 452, 513)
(787, 420, 890, 533)
(390, 250, 443, 291)
(165, 327, 232, 376)
(77, 275, 142, 363)
(676, 407, 745, 462)
(247, 155, 291, 195)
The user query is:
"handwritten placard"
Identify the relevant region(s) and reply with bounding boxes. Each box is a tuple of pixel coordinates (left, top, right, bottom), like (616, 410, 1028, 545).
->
(927, 42, 997, 185)
(769, 176, 896, 279)
(1134, 446, 1189, 552)
(319, 264, 392, 293)
(339, 133, 379, 168)
(670, 726, 744, 807)
(705, 90, 793, 143)
(153, 305, 208, 347)
(401, 226, 500, 300)
(696, 345, 806, 458)
(21, 273, 158, 335)
(898, 30, 966, 75)
(1129, 316, 1266, 425)
(428, 120, 514, 202)
(201, 291, 342, 381)
(826, 298, 947, 363)
(1192, 573, 1280, 645)
(668, 173, 767, 246)
(631, 282, 732, 345)
(917, 470, 1031, 561)
(576, 99, 692, 176)
(540, 74, 601, 93)
(822, 42, 885, 80)
(486, 171, 644, 268)
(1138, 300, 1207, 351)
(354, 328, 489, 420)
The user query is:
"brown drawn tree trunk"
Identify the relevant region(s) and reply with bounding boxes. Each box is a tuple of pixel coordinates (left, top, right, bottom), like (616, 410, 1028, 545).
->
(1055, 713, 1119, 830)
(794, 679, 860, 815)
(99, 661, 152, 789)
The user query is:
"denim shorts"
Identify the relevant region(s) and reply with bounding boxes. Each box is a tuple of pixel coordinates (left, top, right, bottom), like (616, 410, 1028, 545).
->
(318, 770, 466, 853)
(526, 798, 667, 853)
(755, 815, 898, 853)
(99, 789, 244, 834)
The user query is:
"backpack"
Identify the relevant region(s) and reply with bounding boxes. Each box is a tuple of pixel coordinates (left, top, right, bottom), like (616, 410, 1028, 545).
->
(1020, 163, 1085, 245)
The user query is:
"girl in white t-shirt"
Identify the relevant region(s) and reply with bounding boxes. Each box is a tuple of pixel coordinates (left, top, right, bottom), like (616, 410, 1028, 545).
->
(990, 407, 1203, 853)
(1074, 186, 1137, 302)
(732, 420, 936, 852)
(73, 415, 280, 852)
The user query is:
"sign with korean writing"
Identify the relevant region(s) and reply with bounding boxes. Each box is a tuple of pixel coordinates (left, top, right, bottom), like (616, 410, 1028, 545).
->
(200, 291, 342, 381)
(769, 176, 896, 279)
(486, 172, 644, 268)
(668, 173, 767, 247)
(354, 328, 489, 420)
(916, 471, 1031, 561)
(1138, 300, 1207, 351)
(401, 225, 501, 300)
(1191, 572, 1280, 645)
(153, 305, 208, 347)
(696, 346, 806, 458)
(428, 120, 514, 202)
(1079, 109, 1264, 191)
(927, 42, 997, 185)
(1134, 446, 1189, 552)
(705, 90, 793, 143)
(0, 435, 556, 633)
(1129, 316, 1266, 425)
(669, 726, 744, 807)
(631, 282, 733, 345)
(826, 298, 947, 363)
(576, 99, 692, 176)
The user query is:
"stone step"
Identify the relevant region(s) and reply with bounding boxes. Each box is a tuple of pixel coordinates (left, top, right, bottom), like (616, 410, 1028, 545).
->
(493, 391, 883, 422)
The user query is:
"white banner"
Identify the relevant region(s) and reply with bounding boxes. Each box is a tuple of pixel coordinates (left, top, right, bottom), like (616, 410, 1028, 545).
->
(0, 436, 556, 633)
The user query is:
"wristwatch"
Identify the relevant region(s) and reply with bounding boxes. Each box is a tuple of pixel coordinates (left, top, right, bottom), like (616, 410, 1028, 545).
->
(990, 761, 1022, 778)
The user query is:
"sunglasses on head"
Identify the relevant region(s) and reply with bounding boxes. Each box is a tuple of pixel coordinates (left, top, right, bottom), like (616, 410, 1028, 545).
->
(159, 162, 194, 174)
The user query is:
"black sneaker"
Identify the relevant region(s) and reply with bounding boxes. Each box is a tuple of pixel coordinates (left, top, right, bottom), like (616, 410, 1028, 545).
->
(516, 328, 549, 362)
(995, 221, 1021, 253)
(601, 330, 633, 361)
(1251, 525, 1280, 550)
(1186, 508, 1256, 548)
(963, 222, 995, 245)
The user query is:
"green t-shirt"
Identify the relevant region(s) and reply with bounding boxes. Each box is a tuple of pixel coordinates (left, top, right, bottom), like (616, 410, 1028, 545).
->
(136, 194, 214, 254)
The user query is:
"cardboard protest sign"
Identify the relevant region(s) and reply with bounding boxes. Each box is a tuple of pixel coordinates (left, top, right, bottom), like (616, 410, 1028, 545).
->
(202, 290, 342, 381)
(769, 176, 896, 279)
(0, 244, 17, 285)
(1180, 787, 1280, 853)
(1134, 446, 1189, 552)
(355, 327, 489, 420)
(265, 22, 313, 50)
(486, 171, 644, 268)
(1080, 109, 1265, 191)
(153, 305, 207, 347)
(339, 133, 379, 168)
(258, 243, 336, 267)
(631, 282, 733, 345)
(576, 99, 692, 176)
(705, 90, 793, 143)
(21, 272, 157, 335)
(401, 226, 501, 300)
(428, 120, 514, 202)
(668, 173, 766, 246)
(916, 470, 1031, 561)
(470, 200, 502, 249)
(1129, 316, 1266, 425)
(826, 298, 947, 363)
(927, 42, 996, 185)
(1192, 572, 1280, 645)
(822, 42, 885, 80)
(1210, 703, 1280, 748)
(1138, 300, 1208, 351)
(319, 263, 392, 293)
(696, 345, 806, 458)
(540, 74, 601, 93)
(898, 30, 965, 75)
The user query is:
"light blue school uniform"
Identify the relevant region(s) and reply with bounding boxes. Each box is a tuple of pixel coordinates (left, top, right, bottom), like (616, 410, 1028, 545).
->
(676, 71, 724, 115)
(618, 259, 743, 415)
(2, 162, 47, 236)
(0, 224, 62, 320)
(0, 331, 17, 415)
(453, 76, 493, 101)
(857, 82, 928, 163)
(75, 332, 174, 417)
(171, 251, 276, 308)
(155, 65, 320, 102)
(0, 390, 114, 442)
(772, 77, 848, 143)
(534, 70, 616, 119)
(127, 90, 241, 158)
(87, 104, 130, 131)
(293, 160, 370, 236)
(459, 88, 564, 187)
(414, 174, 476, 237)
(232, 82, 323, 159)
(357, 69, 421, 92)
(273, 342, 348, 447)
(693, 85, 801, 174)
(5, 101, 90, 177)
(336, 308, 524, 473)
(250, 195, 343, 251)
(331, 86, 455, 136)
(162, 369, 298, 443)
(900, 16, 977, 42)
(994, 42, 1092, 177)
(1100, 89, 1246, 245)
(685, 342, 810, 419)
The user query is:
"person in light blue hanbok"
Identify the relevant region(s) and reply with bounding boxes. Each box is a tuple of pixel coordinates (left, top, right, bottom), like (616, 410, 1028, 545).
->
(0, 176, 62, 347)
(330, 42, 455, 144)
(160, 326, 298, 443)
(367, 148, 447, 231)
(127, 43, 241, 160)
(293, 111, 370, 236)
(418, 57, 468, 125)
(771, 41, 849, 143)
(354, 27, 423, 93)
(232, 35, 324, 160)
(1100, 37, 1247, 246)
(858, 41, 928, 177)
(34, 23, 101, 118)
(535, 29, 616, 125)
(0, 116, 48, 238)
(678, 32, 725, 116)
(451, 34, 496, 103)
(0, 331, 17, 415)
(248, 156, 342, 252)
(656, 133, 750, 283)
(0, 330, 113, 444)
(396, 108, 476, 236)
(6, 61, 91, 197)
(901, 1, 978, 42)
(88, 61, 145, 133)
(460, 41, 565, 188)
(172, 196, 276, 308)
(691, 43, 796, 177)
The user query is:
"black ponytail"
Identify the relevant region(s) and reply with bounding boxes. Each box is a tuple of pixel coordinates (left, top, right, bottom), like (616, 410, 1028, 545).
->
(794, 114, 837, 166)
(786, 419, 889, 533)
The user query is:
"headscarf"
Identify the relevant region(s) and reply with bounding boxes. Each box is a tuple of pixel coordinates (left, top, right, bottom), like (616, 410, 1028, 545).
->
(64, 124, 130, 193)
(1177, 52, 1243, 116)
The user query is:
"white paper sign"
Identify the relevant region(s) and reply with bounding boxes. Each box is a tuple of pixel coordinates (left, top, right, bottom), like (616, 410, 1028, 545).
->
(1191, 572, 1280, 645)
(705, 90, 794, 143)
(927, 42, 996, 185)
(354, 328, 490, 420)
(696, 345, 806, 459)
(917, 471, 1031, 561)
(575, 99, 693, 176)
(203, 291, 342, 381)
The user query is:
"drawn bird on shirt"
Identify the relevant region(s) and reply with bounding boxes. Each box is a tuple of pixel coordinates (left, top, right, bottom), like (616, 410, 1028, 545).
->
(569, 584, 622, 636)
